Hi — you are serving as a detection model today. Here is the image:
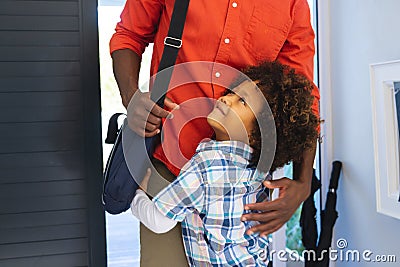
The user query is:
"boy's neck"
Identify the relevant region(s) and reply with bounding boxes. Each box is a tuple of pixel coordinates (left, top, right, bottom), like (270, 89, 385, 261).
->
(214, 133, 250, 145)
(214, 133, 229, 142)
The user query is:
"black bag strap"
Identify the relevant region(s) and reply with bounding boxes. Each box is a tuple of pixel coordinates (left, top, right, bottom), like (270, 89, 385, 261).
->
(150, 0, 190, 107)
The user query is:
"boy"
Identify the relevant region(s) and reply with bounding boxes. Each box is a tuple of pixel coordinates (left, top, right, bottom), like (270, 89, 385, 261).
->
(131, 61, 319, 266)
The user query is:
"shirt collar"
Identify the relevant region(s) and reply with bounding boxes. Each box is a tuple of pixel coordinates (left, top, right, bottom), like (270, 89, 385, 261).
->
(196, 139, 253, 162)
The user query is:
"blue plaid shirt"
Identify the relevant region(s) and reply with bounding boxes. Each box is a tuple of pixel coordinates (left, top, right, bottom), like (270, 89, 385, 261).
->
(153, 140, 270, 266)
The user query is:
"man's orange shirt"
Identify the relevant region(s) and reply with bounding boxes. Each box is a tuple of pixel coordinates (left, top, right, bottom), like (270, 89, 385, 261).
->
(110, 0, 319, 176)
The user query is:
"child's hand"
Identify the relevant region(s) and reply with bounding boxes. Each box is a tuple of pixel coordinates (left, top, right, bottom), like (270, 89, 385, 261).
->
(138, 168, 151, 192)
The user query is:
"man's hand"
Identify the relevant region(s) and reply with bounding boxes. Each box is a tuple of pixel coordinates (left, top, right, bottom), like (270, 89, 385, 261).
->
(112, 49, 178, 137)
(241, 144, 316, 237)
(127, 91, 179, 137)
(241, 178, 309, 237)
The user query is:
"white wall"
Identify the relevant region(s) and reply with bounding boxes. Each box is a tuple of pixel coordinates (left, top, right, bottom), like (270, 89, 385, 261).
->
(327, 0, 400, 265)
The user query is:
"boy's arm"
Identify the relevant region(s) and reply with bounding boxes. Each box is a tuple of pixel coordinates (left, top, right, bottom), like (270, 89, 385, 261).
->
(130, 161, 204, 234)
(131, 189, 177, 234)
(153, 159, 205, 220)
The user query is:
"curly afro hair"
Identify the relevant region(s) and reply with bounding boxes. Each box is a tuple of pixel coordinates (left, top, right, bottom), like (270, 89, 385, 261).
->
(240, 61, 319, 173)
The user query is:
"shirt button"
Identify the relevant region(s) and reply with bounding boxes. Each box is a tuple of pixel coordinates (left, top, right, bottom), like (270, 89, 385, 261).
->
(215, 72, 221, 78)
(232, 2, 238, 8)
(224, 38, 230, 44)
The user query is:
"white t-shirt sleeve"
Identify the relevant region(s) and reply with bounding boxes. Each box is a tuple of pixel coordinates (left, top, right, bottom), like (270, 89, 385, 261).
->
(131, 189, 177, 234)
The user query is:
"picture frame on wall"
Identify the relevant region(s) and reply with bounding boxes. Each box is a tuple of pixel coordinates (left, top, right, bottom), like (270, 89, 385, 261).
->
(370, 60, 400, 219)
(395, 81, 400, 202)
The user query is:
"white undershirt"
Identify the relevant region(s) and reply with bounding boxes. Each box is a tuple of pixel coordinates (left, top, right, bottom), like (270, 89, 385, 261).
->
(130, 189, 177, 234)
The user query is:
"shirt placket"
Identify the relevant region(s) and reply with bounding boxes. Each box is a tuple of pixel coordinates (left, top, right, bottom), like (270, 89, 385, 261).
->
(212, 0, 241, 84)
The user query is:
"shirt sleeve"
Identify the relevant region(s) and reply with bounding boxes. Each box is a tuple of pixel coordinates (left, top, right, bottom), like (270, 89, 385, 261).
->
(153, 160, 205, 222)
(131, 189, 177, 234)
(276, 0, 320, 117)
(109, 0, 163, 56)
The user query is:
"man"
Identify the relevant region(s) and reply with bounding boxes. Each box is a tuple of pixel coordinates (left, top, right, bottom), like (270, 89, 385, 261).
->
(110, 0, 319, 266)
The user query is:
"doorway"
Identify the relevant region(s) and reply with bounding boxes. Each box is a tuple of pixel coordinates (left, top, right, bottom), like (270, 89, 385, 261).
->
(98, 1, 153, 266)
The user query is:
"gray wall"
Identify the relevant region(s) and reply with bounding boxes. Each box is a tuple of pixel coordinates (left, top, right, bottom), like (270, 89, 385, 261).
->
(0, 0, 106, 266)
(329, 0, 400, 265)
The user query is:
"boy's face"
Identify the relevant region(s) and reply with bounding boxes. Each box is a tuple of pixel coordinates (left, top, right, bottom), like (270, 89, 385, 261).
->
(207, 80, 264, 143)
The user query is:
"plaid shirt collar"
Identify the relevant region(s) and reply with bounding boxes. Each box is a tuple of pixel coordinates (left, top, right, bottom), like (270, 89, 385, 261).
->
(196, 139, 253, 162)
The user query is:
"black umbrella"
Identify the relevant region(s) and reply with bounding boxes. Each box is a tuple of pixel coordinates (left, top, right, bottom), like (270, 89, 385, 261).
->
(315, 161, 342, 267)
(300, 170, 321, 267)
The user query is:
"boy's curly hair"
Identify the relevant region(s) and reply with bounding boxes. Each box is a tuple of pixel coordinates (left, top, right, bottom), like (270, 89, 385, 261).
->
(241, 61, 319, 173)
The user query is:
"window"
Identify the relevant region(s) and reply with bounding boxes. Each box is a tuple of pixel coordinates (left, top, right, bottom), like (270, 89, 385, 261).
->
(98, 1, 143, 266)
